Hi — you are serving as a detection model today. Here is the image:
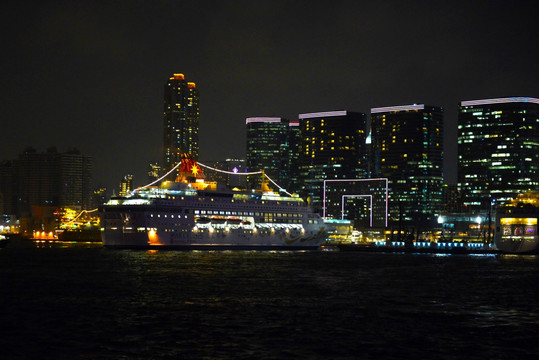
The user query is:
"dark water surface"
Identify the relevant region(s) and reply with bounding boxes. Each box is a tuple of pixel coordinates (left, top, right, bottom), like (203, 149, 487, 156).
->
(1, 240, 538, 359)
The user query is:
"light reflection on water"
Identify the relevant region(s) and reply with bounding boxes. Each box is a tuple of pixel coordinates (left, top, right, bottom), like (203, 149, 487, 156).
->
(1, 240, 538, 359)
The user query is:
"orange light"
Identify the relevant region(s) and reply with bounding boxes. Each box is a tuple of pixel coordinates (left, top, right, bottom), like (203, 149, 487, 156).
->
(173, 73, 185, 80)
(148, 229, 161, 245)
(188, 82, 196, 88)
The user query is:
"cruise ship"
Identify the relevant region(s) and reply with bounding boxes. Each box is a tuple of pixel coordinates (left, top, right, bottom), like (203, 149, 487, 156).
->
(100, 156, 326, 249)
(494, 192, 539, 254)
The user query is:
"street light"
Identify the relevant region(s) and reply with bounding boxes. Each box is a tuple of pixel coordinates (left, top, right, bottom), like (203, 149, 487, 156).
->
(475, 216, 483, 242)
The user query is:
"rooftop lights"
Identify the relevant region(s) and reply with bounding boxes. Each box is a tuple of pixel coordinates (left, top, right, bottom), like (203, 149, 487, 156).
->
(371, 104, 425, 113)
(461, 97, 539, 106)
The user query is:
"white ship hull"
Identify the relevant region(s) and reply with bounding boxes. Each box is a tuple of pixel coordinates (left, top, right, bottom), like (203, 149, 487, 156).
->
(101, 226, 326, 250)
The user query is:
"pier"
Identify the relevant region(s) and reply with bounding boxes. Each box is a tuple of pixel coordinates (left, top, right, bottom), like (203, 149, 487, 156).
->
(333, 241, 501, 255)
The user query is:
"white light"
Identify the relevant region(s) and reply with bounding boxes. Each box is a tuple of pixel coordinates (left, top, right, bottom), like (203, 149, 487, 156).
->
(371, 104, 425, 113)
(299, 110, 347, 119)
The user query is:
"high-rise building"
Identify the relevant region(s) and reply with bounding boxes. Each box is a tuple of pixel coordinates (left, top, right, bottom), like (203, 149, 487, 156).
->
(297, 110, 368, 210)
(246, 117, 291, 190)
(371, 104, 444, 227)
(458, 97, 539, 211)
(0, 161, 16, 215)
(163, 73, 199, 176)
(14, 147, 92, 216)
(58, 150, 93, 209)
(323, 178, 389, 229)
(285, 120, 301, 194)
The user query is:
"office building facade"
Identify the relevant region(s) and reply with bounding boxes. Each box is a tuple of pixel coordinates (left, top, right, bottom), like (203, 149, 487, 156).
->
(285, 120, 301, 194)
(323, 178, 389, 229)
(163, 73, 200, 175)
(298, 111, 368, 210)
(371, 104, 444, 228)
(246, 117, 291, 191)
(458, 97, 539, 211)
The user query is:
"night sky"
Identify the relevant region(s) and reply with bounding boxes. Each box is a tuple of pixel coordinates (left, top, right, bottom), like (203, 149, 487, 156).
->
(2, 0, 537, 190)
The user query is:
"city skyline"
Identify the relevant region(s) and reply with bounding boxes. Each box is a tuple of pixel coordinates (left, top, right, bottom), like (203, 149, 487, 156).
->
(2, 1, 537, 189)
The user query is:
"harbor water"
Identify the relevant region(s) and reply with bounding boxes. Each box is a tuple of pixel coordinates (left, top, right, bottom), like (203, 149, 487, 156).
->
(1, 240, 538, 359)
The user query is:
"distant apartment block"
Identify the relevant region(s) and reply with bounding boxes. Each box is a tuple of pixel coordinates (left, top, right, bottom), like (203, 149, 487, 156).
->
(6, 147, 92, 217)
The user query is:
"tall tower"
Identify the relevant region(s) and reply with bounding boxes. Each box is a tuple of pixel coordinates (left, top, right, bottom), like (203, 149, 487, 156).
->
(371, 104, 444, 228)
(458, 97, 539, 211)
(163, 73, 199, 175)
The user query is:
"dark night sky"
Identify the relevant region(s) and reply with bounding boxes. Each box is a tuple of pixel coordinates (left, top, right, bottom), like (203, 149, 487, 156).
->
(1, 0, 537, 190)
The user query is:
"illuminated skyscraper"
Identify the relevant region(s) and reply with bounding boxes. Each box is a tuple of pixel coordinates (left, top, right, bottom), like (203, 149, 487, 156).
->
(298, 110, 367, 210)
(371, 104, 444, 227)
(458, 97, 539, 210)
(246, 117, 290, 190)
(285, 120, 301, 194)
(163, 73, 199, 175)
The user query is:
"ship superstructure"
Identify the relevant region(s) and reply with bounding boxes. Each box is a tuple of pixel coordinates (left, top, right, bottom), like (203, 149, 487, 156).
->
(100, 156, 326, 249)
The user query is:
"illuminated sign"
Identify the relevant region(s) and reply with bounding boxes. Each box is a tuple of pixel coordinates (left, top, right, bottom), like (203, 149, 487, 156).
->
(500, 218, 537, 225)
